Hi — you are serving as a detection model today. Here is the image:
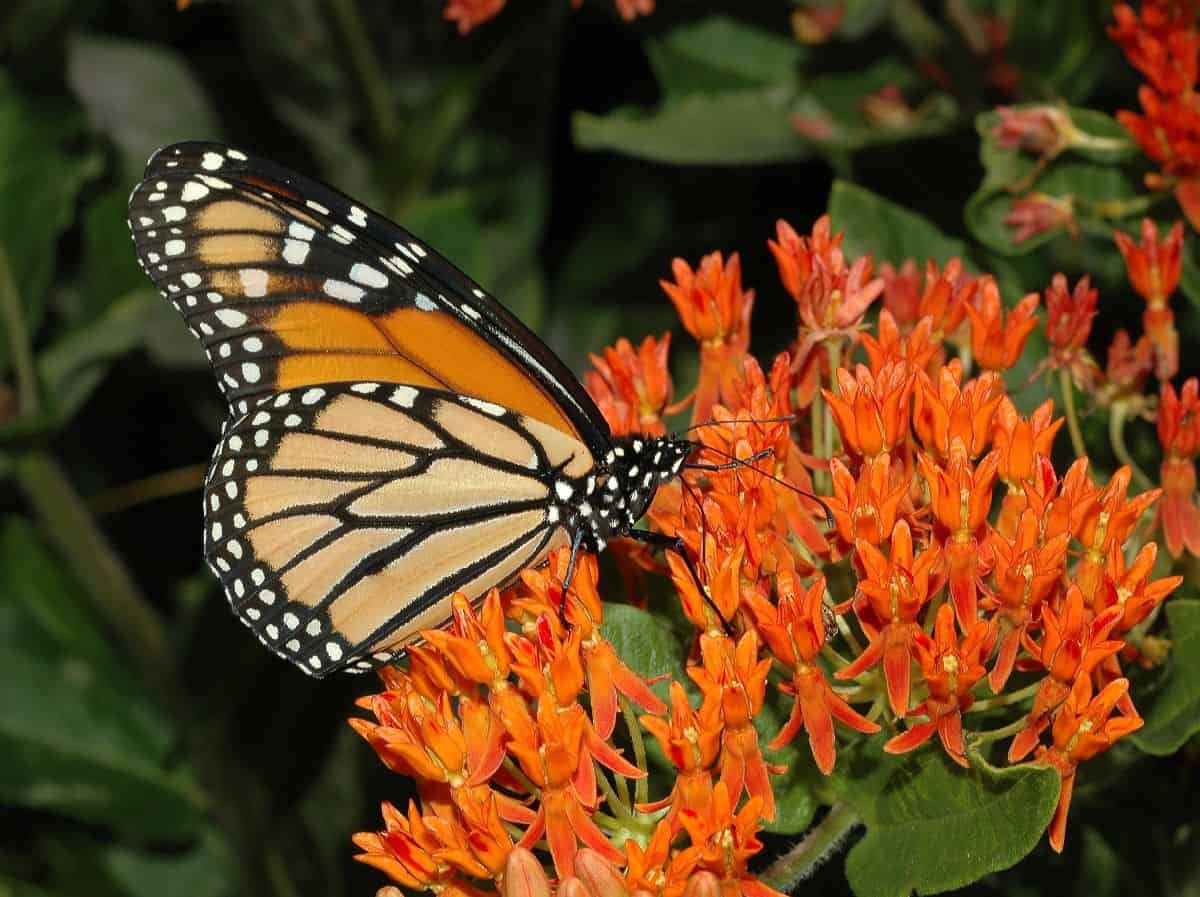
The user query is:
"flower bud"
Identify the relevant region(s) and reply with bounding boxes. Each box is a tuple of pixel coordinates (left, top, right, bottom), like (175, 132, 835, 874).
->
(574, 848, 630, 897)
(503, 848, 552, 897)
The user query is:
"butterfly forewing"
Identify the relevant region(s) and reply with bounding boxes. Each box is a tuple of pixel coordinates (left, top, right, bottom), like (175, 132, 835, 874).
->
(127, 142, 607, 447)
(204, 382, 584, 675)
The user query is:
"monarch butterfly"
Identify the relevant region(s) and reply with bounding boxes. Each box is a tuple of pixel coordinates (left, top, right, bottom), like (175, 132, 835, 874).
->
(127, 142, 811, 677)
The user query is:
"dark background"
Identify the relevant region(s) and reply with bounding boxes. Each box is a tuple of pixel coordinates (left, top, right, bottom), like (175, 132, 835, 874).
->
(1, 1, 1197, 896)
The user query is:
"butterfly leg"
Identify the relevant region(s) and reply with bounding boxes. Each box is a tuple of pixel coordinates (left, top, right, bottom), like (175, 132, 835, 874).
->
(558, 529, 587, 628)
(625, 530, 735, 637)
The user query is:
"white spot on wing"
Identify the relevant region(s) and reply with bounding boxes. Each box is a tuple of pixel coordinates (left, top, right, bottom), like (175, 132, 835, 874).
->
(240, 269, 269, 297)
(181, 181, 209, 202)
(215, 308, 248, 327)
(322, 279, 364, 303)
(349, 263, 388, 288)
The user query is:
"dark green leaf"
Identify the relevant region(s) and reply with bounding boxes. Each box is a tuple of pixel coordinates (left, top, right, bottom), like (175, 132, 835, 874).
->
(0, 76, 102, 362)
(573, 88, 809, 166)
(79, 189, 151, 322)
(600, 602, 690, 697)
(836, 740, 1060, 897)
(1131, 600, 1200, 755)
(647, 17, 805, 95)
(100, 828, 237, 897)
(66, 34, 220, 183)
(0, 518, 206, 839)
(828, 179, 968, 266)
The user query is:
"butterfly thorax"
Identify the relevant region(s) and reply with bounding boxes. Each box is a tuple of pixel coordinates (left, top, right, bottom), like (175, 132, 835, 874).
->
(554, 435, 691, 551)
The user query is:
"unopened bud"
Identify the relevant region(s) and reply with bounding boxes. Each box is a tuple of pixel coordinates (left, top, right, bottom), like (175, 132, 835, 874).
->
(503, 847, 552, 897)
(683, 870, 722, 897)
(574, 848, 630, 897)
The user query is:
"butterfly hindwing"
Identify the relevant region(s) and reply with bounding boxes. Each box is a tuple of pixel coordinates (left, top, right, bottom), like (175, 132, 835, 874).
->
(127, 141, 607, 447)
(203, 381, 584, 676)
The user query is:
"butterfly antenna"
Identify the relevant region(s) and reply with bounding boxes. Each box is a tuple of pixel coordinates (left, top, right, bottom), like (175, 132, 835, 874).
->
(687, 443, 834, 528)
(685, 414, 799, 432)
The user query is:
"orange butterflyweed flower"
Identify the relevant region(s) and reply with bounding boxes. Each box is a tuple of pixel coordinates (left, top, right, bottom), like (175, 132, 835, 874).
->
(678, 782, 786, 897)
(639, 681, 719, 830)
(355, 800, 493, 897)
(661, 253, 754, 423)
(991, 397, 1063, 487)
(1004, 193, 1078, 244)
(1115, 219, 1184, 379)
(1072, 467, 1161, 603)
(510, 696, 626, 877)
(913, 361, 1004, 460)
(584, 334, 674, 437)
(770, 216, 883, 366)
(993, 105, 1075, 158)
(838, 519, 940, 716)
(443, 0, 505, 34)
(824, 361, 915, 459)
(687, 632, 780, 821)
(1042, 274, 1099, 388)
(665, 539, 745, 634)
(964, 280, 1040, 372)
(920, 443, 1001, 624)
(609, 0, 654, 22)
(885, 604, 991, 767)
(860, 310, 939, 374)
(1103, 329, 1155, 400)
(1157, 378, 1200, 557)
(1036, 675, 1143, 853)
(879, 257, 977, 338)
(984, 509, 1071, 691)
(1009, 586, 1125, 763)
(825, 453, 908, 549)
(1109, 1, 1199, 96)
(751, 572, 879, 774)
(1097, 542, 1182, 635)
(511, 553, 666, 737)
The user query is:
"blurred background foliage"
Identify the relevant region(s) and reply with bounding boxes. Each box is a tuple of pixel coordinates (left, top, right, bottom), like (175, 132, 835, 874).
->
(0, 1, 1198, 896)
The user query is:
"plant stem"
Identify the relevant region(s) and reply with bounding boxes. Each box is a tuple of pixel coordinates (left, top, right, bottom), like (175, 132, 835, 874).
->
(619, 693, 650, 807)
(88, 462, 208, 515)
(823, 340, 842, 464)
(0, 245, 38, 415)
(1058, 369, 1087, 460)
(325, 0, 397, 146)
(13, 451, 171, 683)
(502, 757, 540, 796)
(811, 385, 827, 493)
(970, 716, 1028, 746)
(759, 803, 861, 892)
(967, 680, 1041, 713)
(596, 770, 635, 824)
(1108, 400, 1155, 491)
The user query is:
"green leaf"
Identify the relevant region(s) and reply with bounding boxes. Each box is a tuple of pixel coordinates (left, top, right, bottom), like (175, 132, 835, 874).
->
(836, 741, 1060, 897)
(647, 17, 805, 95)
(828, 180, 968, 266)
(600, 602, 690, 696)
(99, 828, 237, 897)
(574, 88, 809, 166)
(66, 33, 221, 183)
(0, 76, 102, 362)
(79, 190, 152, 322)
(1131, 600, 1200, 755)
(0, 518, 207, 839)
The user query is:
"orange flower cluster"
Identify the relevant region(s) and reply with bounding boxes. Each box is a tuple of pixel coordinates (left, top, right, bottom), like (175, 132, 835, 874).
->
(1111, 0, 1200, 227)
(352, 215, 1183, 897)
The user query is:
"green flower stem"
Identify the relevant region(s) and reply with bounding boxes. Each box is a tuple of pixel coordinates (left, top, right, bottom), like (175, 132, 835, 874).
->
(87, 462, 208, 515)
(325, 0, 397, 146)
(13, 450, 171, 684)
(1088, 193, 1161, 222)
(1071, 131, 1133, 154)
(596, 770, 635, 824)
(503, 757, 541, 797)
(811, 385, 828, 493)
(0, 245, 38, 415)
(1058, 369, 1087, 460)
(759, 802, 861, 892)
(967, 680, 1041, 713)
(970, 716, 1028, 746)
(824, 340, 843, 464)
(1108, 400, 1155, 492)
(619, 693, 650, 807)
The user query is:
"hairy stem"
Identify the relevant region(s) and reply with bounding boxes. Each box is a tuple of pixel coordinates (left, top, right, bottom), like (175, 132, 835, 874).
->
(619, 693, 650, 807)
(759, 803, 861, 892)
(0, 245, 38, 415)
(1108, 400, 1155, 491)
